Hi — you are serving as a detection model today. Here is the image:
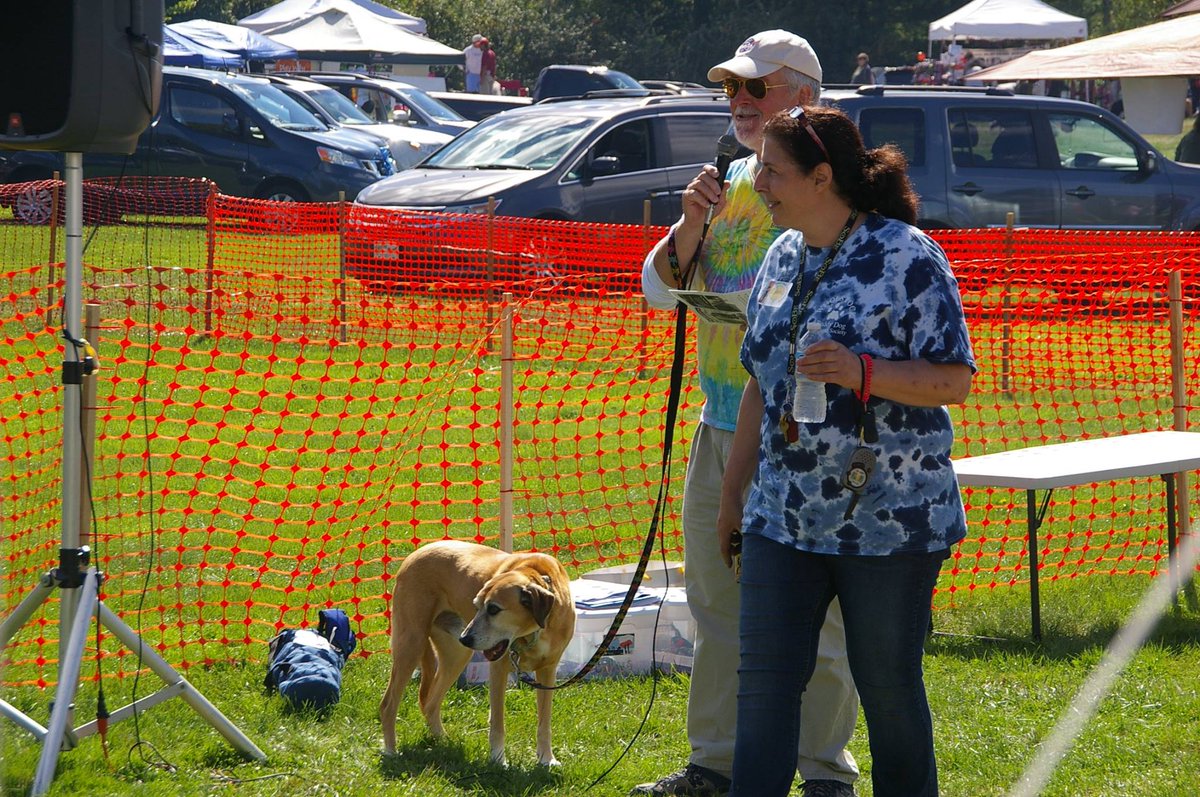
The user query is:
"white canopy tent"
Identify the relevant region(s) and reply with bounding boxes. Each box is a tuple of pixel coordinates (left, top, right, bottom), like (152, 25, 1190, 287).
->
(929, 0, 1087, 50)
(240, 0, 461, 66)
(971, 15, 1200, 134)
(240, 0, 426, 36)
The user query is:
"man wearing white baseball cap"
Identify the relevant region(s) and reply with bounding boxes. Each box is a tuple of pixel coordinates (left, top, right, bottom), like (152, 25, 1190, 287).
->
(635, 30, 859, 797)
(463, 33, 484, 92)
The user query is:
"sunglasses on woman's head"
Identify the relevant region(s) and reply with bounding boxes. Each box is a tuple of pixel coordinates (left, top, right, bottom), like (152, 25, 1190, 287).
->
(721, 76, 787, 100)
(788, 105, 830, 163)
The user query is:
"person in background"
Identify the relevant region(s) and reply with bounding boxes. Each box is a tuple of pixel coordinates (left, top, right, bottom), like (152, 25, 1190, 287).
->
(1176, 113, 1200, 164)
(717, 104, 975, 797)
(634, 29, 860, 797)
(479, 38, 497, 95)
(849, 52, 873, 85)
(463, 33, 483, 93)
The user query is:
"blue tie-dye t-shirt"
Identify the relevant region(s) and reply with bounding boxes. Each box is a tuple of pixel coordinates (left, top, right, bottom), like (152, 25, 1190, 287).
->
(693, 156, 782, 431)
(739, 214, 976, 556)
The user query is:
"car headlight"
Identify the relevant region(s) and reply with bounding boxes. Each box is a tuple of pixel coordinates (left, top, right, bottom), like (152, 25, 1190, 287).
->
(442, 201, 499, 214)
(316, 146, 361, 169)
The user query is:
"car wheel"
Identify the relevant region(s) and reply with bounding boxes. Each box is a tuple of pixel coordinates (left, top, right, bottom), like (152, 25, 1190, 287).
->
(255, 181, 309, 232)
(520, 220, 568, 285)
(259, 185, 308, 203)
(13, 184, 55, 225)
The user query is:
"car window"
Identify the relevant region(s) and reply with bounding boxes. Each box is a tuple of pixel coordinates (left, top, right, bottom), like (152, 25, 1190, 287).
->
(948, 108, 1038, 169)
(227, 82, 326, 132)
(1048, 112, 1139, 170)
(384, 87, 465, 123)
(660, 115, 736, 167)
(587, 120, 653, 175)
(425, 114, 594, 170)
(170, 87, 239, 138)
(858, 107, 925, 167)
(306, 87, 374, 125)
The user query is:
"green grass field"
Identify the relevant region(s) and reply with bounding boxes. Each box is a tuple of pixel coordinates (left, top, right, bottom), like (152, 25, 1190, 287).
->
(1, 576, 1197, 797)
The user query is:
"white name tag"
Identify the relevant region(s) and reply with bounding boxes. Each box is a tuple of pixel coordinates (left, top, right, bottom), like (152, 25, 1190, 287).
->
(760, 279, 791, 308)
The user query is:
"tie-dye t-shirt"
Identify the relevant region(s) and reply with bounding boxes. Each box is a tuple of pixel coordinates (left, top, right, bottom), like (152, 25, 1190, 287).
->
(691, 156, 782, 431)
(739, 214, 976, 556)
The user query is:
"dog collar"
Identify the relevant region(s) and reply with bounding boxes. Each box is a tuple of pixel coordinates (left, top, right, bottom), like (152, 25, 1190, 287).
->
(508, 630, 541, 671)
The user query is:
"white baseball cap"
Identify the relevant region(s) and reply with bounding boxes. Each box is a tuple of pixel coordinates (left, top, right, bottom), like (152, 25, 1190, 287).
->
(471, 33, 483, 43)
(708, 30, 822, 84)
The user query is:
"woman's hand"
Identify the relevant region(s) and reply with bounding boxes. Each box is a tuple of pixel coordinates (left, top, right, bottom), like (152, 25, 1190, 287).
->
(797, 338, 862, 391)
(717, 495, 743, 569)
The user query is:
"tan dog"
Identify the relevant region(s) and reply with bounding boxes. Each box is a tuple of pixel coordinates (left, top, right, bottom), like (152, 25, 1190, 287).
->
(379, 540, 575, 766)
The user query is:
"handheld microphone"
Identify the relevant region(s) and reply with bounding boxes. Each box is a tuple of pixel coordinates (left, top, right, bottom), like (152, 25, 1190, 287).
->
(705, 122, 740, 227)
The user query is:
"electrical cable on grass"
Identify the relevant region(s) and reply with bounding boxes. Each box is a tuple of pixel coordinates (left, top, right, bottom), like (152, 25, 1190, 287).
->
(124, 151, 168, 768)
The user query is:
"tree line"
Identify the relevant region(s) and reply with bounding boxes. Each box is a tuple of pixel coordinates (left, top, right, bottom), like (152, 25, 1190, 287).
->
(170, 0, 1176, 90)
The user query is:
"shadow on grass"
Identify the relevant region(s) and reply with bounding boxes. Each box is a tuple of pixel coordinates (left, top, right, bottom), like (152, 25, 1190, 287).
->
(379, 736, 562, 796)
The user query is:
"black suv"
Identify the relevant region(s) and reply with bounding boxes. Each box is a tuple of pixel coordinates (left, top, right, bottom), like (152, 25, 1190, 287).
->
(531, 65, 644, 102)
(0, 67, 391, 221)
(822, 85, 1200, 230)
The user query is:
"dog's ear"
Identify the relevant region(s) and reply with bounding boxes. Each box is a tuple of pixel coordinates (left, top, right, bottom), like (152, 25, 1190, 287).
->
(520, 582, 556, 629)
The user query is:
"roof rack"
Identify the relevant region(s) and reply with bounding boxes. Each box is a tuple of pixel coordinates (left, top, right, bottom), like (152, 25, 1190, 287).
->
(537, 90, 727, 105)
(823, 83, 1013, 96)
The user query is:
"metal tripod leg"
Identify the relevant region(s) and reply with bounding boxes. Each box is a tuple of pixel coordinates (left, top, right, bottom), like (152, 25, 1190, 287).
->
(4, 567, 266, 797)
(32, 570, 100, 795)
(0, 573, 57, 745)
(0, 573, 56, 650)
(93, 597, 267, 762)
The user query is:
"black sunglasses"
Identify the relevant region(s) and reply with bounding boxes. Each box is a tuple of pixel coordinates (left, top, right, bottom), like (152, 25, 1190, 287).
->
(721, 76, 787, 100)
(788, 105, 830, 162)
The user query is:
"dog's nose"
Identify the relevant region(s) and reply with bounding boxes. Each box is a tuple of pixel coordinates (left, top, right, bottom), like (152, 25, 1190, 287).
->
(459, 632, 474, 648)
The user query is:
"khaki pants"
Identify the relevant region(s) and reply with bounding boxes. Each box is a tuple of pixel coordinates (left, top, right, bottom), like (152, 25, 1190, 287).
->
(681, 423, 859, 783)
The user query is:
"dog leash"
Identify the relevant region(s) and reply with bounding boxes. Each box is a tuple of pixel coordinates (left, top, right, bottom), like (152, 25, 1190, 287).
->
(516, 236, 698, 690)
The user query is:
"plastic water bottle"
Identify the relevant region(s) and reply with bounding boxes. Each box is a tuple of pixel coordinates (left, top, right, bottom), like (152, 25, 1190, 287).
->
(791, 321, 827, 424)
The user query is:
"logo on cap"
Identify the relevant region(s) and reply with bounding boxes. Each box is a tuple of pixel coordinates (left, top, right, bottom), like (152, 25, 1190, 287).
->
(735, 37, 759, 56)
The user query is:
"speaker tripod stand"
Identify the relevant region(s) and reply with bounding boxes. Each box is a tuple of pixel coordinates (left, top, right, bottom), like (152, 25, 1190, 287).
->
(0, 153, 265, 797)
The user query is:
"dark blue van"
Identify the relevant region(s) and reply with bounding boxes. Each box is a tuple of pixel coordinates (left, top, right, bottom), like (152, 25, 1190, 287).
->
(0, 67, 391, 222)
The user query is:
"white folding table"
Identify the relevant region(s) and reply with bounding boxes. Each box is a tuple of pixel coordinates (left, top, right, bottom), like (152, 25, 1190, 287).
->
(952, 430, 1200, 640)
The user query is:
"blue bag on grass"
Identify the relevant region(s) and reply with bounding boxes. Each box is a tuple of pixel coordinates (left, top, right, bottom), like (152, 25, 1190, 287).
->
(317, 608, 357, 658)
(265, 610, 356, 711)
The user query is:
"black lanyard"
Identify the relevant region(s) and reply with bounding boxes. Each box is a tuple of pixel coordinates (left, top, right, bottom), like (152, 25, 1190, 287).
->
(785, 209, 858, 379)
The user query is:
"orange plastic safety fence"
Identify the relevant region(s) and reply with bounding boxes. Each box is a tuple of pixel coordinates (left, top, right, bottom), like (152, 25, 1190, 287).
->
(2, 177, 1200, 688)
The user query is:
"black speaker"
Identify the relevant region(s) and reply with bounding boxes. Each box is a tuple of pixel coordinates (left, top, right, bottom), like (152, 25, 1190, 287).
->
(0, 0, 163, 154)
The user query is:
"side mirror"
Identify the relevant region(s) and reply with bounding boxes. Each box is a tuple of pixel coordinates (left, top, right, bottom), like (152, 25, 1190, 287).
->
(590, 155, 621, 177)
(221, 113, 241, 137)
(392, 106, 411, 124)
(1140, 149, 1158, 174)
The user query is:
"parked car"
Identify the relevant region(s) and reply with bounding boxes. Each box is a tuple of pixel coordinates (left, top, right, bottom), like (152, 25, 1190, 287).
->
(263, 74, 451, 170)
(425, 90, 532, 122)
(346, 93, 735, 288)
(530, 65, 644, 102)
(822, 84, 1200, 230)
(0, 67, 392, 221)
(295, 72, 475, 137)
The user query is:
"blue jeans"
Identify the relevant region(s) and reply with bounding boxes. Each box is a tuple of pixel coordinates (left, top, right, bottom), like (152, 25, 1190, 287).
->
(729, 534, 948, 797)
